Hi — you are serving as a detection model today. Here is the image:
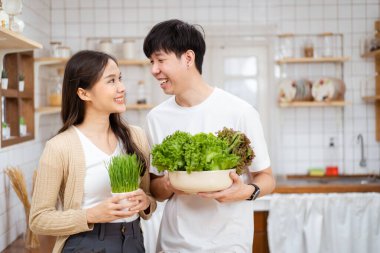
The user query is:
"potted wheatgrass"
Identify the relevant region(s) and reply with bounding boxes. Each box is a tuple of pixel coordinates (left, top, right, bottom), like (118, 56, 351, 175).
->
(108, 154, 143, 210)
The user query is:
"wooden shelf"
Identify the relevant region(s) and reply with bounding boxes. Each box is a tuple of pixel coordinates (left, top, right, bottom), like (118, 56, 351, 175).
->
(35, 104, 154, 115)
(34, 57, 150, 66)
(35, 106, 61, 115)
(362, 96, 380, 102)
(361, 49, 380, 58)
(125, 103, 154, 110)
(276, 57, 350, 64)
(0, 28, 42, 50)
(279, 101, 348, 107)
(118, 59, 150, 66)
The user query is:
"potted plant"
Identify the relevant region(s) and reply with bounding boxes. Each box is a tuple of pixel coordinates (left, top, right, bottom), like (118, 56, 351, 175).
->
(18, 74, 25, 92)
(151, 128, 254, 193)
(107, 154, 143, 210)
(1, 69, 8, 89)
(2, 121, 10, 139)
(19, 117, 26, 136)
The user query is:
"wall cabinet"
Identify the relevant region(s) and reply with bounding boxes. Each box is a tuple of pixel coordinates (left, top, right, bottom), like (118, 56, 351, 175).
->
(0, 27, 42, 148)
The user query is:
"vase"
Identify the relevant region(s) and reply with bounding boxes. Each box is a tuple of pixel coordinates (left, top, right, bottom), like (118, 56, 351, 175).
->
(18, 80, 24, 91)
(1, 78, 8, 89)
(20, 124, 26, 136)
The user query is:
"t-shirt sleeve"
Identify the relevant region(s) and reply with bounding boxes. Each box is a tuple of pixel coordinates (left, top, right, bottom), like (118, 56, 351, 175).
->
(238, 106, 271, 172)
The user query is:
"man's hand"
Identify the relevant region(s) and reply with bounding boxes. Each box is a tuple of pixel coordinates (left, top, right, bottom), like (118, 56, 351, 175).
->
(197, 171, 253, 203)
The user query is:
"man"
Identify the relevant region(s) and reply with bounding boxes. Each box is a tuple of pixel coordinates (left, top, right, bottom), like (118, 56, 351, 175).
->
(143, 19, 275, 253)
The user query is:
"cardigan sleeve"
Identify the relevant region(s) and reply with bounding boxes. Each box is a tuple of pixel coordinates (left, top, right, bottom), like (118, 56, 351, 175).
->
(29, 140, 92, 236)
(130, 126, 157, 220)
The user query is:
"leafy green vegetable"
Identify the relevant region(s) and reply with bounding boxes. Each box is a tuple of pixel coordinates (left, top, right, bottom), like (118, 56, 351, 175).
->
(183, 132, 239, 173)
(217, 127, 255, 175)
(151, 131, 192, 172)
(108, 154, 142, 193)
(151, 129, 252, 174)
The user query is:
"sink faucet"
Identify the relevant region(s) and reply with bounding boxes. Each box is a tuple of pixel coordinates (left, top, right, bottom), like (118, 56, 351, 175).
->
(357, 134, 367, 168)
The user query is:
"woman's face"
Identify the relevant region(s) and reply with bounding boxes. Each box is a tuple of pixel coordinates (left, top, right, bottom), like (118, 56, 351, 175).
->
(85, 59, 126, 114)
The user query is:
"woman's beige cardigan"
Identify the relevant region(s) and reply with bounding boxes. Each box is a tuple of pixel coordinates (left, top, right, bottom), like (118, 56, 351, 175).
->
(30, 126, 157, 253)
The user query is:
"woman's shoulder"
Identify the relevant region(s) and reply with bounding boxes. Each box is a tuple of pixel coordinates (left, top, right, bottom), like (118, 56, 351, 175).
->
(45, 127, 79, 150)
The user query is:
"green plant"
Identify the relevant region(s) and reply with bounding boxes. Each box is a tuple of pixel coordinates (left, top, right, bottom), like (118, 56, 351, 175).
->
(108, 154, 142, 193)
(1, 69, 7, 79)
(2, 122, 7, 128)
(19, 117, 25, 125)
(19, 74, 24, 81)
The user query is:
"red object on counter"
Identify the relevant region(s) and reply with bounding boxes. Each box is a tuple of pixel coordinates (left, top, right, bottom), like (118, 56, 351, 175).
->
(325, 166, 339, 176)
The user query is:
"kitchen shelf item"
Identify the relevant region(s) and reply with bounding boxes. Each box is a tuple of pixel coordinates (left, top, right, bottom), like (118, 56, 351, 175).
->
(318, 32, 335, 57)
(278, 33, 295, 59)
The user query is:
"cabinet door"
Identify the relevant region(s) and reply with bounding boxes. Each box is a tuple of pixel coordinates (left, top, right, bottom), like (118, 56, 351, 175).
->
(253, 211, 269, 253)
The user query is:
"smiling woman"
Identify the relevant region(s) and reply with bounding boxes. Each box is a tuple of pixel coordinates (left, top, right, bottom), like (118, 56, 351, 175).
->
(29, 50, 156, 253)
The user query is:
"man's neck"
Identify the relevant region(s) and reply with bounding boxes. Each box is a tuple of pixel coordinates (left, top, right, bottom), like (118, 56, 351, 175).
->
(175, 77, 214, 107)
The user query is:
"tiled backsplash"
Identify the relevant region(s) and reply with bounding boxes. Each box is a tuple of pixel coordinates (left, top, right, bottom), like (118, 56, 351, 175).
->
(1, 0, 379, 251)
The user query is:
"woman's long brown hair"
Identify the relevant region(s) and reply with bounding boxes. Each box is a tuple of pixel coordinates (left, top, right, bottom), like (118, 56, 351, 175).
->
(58, 50, 147, 174)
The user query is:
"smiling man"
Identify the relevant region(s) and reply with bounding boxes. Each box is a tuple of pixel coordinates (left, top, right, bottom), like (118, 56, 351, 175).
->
(143, 19, 276, 253)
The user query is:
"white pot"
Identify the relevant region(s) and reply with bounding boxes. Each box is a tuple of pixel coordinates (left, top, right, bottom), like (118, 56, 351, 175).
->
(20, 124, 27, 136)
(168, 169, 235, 193)
(111, 190, 139, 222)
(18, 81, 24, 91)
(2, 126, 10, 139)
(1, 78, 8, 89)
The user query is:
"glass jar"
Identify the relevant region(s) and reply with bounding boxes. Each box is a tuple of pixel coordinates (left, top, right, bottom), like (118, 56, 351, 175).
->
(99, 39, 113, 55)
(0, 2, 9, 29)
(136, 80, 147, 104)
(122, 39, 136, 59)
(278, 34, 295, 58)
(50, 41, 62, 57)
(47, 77, 62, 107)
(303, 39, 314, 58)
(318, 33, 334, 57)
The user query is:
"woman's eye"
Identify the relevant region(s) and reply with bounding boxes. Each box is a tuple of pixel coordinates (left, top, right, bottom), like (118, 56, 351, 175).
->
(109, 78, 115, 83)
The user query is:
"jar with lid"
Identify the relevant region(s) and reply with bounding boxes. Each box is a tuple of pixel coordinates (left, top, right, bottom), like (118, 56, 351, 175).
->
(47, 77, 62, 107)
(50, 41, 62, 57)
(122, 39, 136, 59)
(303, 39, 314, 58)
(278, 34, 295, 58)
(136, 80, 147, 104)
(99, 39, 113, 55)
(318, 33, 334, 57)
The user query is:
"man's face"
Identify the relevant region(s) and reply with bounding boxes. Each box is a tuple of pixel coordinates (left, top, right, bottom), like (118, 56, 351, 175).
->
(149, 50, 188, 95)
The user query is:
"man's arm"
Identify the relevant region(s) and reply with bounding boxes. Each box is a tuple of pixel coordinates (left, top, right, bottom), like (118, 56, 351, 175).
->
(251, 167, 276, 198)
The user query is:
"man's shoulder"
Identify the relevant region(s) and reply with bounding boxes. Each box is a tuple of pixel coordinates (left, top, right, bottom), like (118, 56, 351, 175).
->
(214, 88, 256, 111)
(147, 96, 176, 118)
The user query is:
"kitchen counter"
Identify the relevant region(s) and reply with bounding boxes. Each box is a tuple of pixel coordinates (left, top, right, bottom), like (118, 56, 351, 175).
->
(253, 174, 380, 211)
(274, 174, 380, 194)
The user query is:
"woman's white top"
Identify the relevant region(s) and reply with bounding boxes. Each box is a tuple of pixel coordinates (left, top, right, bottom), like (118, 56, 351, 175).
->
(74, 126, 139, 223)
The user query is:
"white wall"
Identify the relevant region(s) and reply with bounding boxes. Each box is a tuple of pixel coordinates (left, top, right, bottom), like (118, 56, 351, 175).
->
(1, 0, 379, 250)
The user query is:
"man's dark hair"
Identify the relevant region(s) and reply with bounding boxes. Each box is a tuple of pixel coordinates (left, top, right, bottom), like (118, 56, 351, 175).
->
(143, 19, 206, 74)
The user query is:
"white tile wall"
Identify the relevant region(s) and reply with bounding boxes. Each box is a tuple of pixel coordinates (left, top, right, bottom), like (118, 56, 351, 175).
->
(1, 0, 380, 250)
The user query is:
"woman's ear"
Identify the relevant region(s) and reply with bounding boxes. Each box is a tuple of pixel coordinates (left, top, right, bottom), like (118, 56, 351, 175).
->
(77, 88, 91, 101)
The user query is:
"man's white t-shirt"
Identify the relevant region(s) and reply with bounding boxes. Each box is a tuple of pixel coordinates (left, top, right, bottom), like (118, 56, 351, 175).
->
(146, 88, 270, 253)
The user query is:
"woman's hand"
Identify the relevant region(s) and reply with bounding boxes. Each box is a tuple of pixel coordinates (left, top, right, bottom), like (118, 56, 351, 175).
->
(125, 188, 151, 212)
(86, 194, 139, 223)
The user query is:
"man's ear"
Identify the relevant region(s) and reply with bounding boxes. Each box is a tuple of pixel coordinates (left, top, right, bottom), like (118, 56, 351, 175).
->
(77, 88, 91, 101)
(185, 50, 195, 67)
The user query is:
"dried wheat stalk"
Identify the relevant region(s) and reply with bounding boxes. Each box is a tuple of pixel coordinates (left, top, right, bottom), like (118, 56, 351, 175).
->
(5, 167, 40, 249)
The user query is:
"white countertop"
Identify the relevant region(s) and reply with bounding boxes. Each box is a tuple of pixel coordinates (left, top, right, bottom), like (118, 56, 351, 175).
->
(253, 195, 272, 211)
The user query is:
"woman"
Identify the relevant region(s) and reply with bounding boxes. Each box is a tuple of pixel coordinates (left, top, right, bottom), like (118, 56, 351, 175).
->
(30, 50, 156, 253)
